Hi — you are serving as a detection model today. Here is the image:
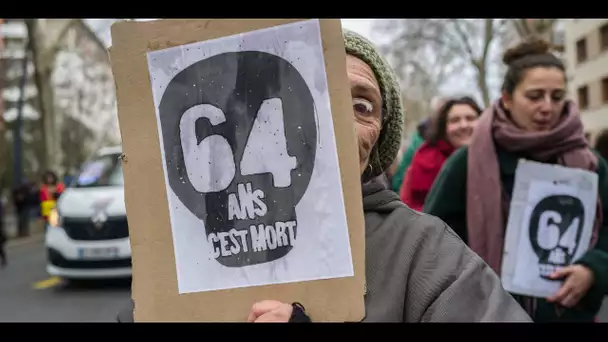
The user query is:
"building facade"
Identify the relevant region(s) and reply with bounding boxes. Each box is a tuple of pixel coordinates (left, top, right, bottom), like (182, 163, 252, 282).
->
(564, 19, 608, 141)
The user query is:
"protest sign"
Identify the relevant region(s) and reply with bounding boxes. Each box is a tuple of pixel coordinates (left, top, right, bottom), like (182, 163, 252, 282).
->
(501, 159, 598, 298)
(109, 18, 365, 322)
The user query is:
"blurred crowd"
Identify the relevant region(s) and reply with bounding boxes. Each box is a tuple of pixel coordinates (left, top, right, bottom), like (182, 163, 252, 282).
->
(0, 171, 66, 267)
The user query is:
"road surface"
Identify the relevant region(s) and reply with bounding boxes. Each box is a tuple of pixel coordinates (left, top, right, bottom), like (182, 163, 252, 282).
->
(0, 234, 607, 322)
(0, 235, 131, 322)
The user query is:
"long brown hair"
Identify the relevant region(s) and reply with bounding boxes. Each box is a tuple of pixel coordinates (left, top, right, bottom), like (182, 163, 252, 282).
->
(426, 96, 483, 145)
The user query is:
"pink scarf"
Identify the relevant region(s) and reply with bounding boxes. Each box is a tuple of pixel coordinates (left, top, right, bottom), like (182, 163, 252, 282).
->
(466, 100, 602, 276)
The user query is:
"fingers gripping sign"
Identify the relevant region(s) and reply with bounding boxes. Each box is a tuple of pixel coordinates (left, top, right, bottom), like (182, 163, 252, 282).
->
(247, 300, 293, 323)
(547, 264, 595, 308)
(159, 51, 317, 268)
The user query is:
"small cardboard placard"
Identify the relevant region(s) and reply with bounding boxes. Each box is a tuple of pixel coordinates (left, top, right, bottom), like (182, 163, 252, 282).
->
(109, 18, 365, 322)
(501, 159, 598, 298)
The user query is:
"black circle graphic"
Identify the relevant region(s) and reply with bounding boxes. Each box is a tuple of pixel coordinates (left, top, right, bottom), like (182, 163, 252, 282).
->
(158, 51, 317, 268)
(528, 194, 585, 280)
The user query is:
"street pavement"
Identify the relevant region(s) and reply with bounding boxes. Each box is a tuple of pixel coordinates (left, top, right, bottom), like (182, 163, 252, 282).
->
(0, 235, 131, 322)
(0, 234, 607, 322)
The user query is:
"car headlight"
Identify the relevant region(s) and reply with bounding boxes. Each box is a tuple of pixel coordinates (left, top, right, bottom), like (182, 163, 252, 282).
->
(48, 209, 63, 228)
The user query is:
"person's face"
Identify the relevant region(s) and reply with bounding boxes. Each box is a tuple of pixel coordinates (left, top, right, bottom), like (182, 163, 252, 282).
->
(502, 67, 567, 132)
(346, 54, 383, 175)
(445, 104, 479, 148)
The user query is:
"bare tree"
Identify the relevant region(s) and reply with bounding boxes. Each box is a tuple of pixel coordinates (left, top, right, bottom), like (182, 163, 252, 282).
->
(372, 20, 453, 137)
(374, 19, 509, 108)
(52, 30, 119, 171)
(24, 19, 109, 173)
(25, 19, 71, 172)
(510, 19, 562, 50)
(60, 116, 95, 174)
(2, 19, 112, 189)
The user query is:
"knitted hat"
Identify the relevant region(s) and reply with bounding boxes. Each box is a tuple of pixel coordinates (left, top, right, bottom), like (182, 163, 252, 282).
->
(343, 29, 404, 179)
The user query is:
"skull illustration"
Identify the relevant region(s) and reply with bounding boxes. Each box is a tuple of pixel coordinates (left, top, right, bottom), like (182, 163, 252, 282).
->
(528, 194, 585, 280)
(158, 51, 317, 268)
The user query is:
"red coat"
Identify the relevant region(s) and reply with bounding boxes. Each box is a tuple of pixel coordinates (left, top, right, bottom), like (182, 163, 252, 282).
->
(400, 140, 456, 211)
(40, 183, 65, 220)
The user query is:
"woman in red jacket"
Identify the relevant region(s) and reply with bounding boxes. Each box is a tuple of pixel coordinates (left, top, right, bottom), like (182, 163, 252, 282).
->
(40, 171, 65, 222)
(400, 96, 482, 210)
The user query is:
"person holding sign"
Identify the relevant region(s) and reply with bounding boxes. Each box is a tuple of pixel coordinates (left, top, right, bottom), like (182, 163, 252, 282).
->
(239, 30, 531, 323)
(400, 96, 482, 211)
(115, 23, 529, 323)
(424, 38, 608, 322)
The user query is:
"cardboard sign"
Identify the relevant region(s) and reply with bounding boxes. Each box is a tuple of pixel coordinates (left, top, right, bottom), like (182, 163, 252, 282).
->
(501, 159, 598, 298)
(109, 19, 365, 322)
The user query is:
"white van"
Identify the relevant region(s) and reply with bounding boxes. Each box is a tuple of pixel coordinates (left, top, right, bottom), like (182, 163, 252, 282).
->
(45, 146, 132, 280)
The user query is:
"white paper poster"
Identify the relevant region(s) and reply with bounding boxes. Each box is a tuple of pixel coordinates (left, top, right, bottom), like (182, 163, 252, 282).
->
(501, 160, 598, 298)
(146, 19, 354, 294)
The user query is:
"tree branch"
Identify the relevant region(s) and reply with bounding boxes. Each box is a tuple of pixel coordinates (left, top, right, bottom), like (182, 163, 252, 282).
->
(41, 19, 80, 63)
(536, 19, 556, 35)
(480, 19, 495, 64)
(450, 19, 476, 62)
(51, 19, 79, 50)
(393, 19, 465, 57)
(397, 31, 449, 51)
(73, 20, 110, 63)
(24, 19, 50, 170)
(512, 19, 530, 39)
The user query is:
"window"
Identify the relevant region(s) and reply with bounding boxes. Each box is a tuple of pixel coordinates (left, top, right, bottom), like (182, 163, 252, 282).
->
(73, 153, 124, 188)
(601, 23, 608, 51)
(577, 38, 587, 63)
(602, 77, 608, 104)
(578, 85, 589, 109)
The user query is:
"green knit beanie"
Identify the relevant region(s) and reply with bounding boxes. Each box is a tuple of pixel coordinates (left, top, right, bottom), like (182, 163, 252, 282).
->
(343, 29, 404, 179)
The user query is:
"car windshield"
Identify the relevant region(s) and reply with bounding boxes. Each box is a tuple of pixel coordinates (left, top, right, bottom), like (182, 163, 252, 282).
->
(73, 153, 124, 188)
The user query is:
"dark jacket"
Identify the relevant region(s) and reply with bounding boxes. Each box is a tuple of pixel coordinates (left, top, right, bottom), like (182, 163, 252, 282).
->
(0, 200, 5, 245)
(117, 181, 531, 322)
(424, 145, 608, 322)
(11, 182, 37, 211)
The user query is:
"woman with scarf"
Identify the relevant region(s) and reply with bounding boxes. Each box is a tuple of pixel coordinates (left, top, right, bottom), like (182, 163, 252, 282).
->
(117, 29, 530, 323)
(400, 96, 481, 210)
(424, 38, 608, 322)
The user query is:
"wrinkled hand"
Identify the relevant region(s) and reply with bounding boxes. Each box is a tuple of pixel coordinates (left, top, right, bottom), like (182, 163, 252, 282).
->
(547, 265, 595, 308)
(247, 300, 292, 323)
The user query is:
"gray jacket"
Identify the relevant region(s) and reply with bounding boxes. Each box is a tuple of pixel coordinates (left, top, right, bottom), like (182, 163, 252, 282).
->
(360, 181, 530, 322)
(117, 182, 531, 322)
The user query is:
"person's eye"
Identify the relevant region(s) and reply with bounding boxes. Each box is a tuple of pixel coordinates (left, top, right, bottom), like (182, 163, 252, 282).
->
(552, 91, 566, 102)
(525, 91, 543, 102)
(353, 98, 373, 115)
